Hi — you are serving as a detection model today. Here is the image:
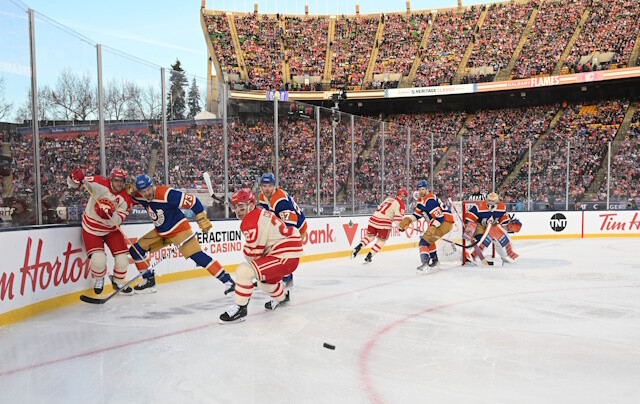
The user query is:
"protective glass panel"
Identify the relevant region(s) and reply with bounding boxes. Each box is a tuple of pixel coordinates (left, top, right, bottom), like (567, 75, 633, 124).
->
(35, 12, 99, 224)
(0, 2, 35, 227)
(433, 138, 460, 202)
(607, 136, 640, 209)
(277, 100, 318, 216)
(227, 97, 275, 196)
(383, 121, 409, 202)
(353, 115, 382, 214)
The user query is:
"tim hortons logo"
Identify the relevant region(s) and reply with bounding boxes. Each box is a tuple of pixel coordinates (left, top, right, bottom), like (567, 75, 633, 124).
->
(1, 237, 90, 301)
(342, 220, 359, 246)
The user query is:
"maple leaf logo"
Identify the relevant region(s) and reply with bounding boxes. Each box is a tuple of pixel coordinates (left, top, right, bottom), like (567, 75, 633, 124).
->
(342, 220, 359, 246)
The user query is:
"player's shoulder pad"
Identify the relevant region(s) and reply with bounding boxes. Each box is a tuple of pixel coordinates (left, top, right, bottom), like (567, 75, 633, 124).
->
(88, 175, 110, 188)
(497, 201, 506, 211)
(475, 201, 488, 211)
(154, 185, 172, 201)
(269, 188, 289, 210)
(240, 208, 261, 231)
(258, 192, 269, 206)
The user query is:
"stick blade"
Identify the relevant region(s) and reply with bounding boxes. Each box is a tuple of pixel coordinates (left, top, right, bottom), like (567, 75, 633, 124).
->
(79, 294, 108, 304)
(203, 172, 214, 196)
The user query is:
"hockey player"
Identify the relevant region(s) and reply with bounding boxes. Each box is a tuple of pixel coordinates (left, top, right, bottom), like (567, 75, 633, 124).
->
(220, 188, 304, 323)
(127, 174, 235, 294)
(463, 192, 521, 264)
(398, 179, 454, 272)
(257, 172, 307, 288)
(351, 188, 408, 263)
(67, 168, 133, 295)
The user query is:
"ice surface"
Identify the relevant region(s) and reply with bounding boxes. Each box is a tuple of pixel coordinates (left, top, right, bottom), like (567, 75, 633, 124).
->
(1, 238, 639, 403)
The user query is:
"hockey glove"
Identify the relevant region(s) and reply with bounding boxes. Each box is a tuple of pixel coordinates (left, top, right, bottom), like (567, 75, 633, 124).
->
(95, 202, 115, 220)
(68, 169, 85, 189)
(196, 211, 212, 234)
(124, 183, 137, 197)
(506, 218, 522, 233)
(398, 216, 413, 231)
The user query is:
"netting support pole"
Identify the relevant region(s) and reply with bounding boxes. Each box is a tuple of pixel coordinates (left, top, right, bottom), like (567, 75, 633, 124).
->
(96, 44, 106, 177)
(316, 106, 321, 216)
(28, 9, 42, 225)
(565, 139, 570, 211)
(606, 141, 611, 209)
(351, 114, 355, 214)
(527, 139, 532, 211)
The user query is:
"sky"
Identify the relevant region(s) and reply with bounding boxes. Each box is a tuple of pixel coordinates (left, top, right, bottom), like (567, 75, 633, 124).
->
(0, 0, 488, 121)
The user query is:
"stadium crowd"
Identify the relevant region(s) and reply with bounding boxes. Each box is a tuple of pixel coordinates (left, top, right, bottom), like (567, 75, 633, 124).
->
(465, 1, 537, 83)
(413, 8, 480, 87)
(564, 0, 640, 73)
(511, 0, 589, 79)
(331, 16, 379, 89)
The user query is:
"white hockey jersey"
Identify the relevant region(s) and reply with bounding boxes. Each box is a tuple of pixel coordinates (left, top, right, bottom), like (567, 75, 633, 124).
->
(368, 197, 406, 230)
(240, 207, 304, 262)
(72, 176, 132, 236)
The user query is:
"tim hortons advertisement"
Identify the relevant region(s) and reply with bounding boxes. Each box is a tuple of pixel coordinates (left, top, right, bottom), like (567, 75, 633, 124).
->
(583, 211, 640, 236)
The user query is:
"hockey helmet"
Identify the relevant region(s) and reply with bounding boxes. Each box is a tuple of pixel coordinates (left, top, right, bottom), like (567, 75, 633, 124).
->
(416, 179, 428, 190)
(487, 192, 499, 211)
(396, 188, 409, 199)
(231, 188, 255, 207)
(135, 174, 153, 191)
(260, 172, 276, 185)
(109, 168, 126, 181)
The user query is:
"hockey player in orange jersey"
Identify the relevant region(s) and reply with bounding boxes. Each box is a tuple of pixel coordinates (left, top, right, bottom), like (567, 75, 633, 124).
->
(220, 188, 304, 324)
(351, 188, 408, 263)
(463, 192, 521, 264)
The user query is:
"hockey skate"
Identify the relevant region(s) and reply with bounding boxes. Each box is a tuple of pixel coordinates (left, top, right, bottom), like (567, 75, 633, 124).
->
(265, 290, 290, 310)
(364, 252, 372, 263)
(134, 273, 157, 294)
(282, 274, 294, 289)
(223, 279, 236, 295)
(109, 275, 133, 296)
(219, 304, 248, 324)
(416, 259, 429, 274)
(93, 277, 104, 295)
(351, 243, 362, 259)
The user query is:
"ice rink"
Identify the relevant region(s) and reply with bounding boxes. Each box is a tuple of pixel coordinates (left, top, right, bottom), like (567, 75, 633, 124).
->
(1, 238, 639, 404)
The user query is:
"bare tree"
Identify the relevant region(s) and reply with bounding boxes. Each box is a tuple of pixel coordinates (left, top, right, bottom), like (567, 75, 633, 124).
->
(14, 84, 54, 123)
(142, 84, 161, 121)
(0, 77, 13, 121)
(104, 78, 128, 121)
(51, 68, 97, 121)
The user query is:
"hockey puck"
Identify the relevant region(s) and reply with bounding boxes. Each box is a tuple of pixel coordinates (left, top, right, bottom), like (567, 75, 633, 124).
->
(323, 343, 335, 350)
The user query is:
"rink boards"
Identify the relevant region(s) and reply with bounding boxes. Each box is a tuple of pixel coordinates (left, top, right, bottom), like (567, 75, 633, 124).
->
(1, 210, 639, 324)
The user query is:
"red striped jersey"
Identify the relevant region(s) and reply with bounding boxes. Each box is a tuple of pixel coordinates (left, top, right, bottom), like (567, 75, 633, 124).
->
(240, 208, 304, 262)
(368, 197, 405, 229)
(81, 176, 132, 236)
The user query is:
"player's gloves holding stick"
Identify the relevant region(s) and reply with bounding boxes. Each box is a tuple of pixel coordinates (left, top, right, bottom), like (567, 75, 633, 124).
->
(124, 183, 137, 197)
(95, 202, 115, 220)
(196, 211, 212, 234)
(398, 216, 412, 232)
(67, 168, 85, 190)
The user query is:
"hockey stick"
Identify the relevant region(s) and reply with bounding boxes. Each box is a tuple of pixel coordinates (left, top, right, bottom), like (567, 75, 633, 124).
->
(79, 232, 197, 304)
(203, 172, 230, 206)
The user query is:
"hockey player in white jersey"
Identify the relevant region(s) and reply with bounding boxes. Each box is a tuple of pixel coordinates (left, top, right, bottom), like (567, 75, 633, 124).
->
(67, 168, 133, 295)
(351, 188, 408, 263)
